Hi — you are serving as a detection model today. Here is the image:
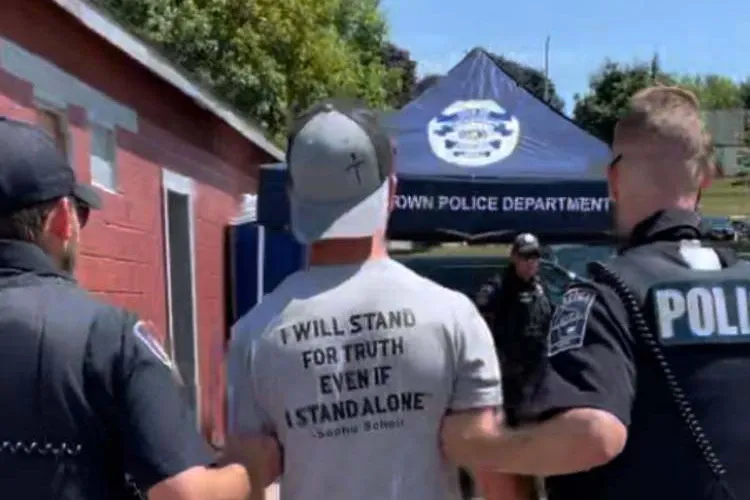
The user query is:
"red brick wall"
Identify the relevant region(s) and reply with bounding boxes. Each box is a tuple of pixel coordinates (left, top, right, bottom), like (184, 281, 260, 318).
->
(0, 0, 276, 442)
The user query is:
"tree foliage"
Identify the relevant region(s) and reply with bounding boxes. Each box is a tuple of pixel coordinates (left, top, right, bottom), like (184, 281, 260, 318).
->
(740, 80, 750, 109)
(381, 42, 417, 108)
(411, 52, 565, 111)
(413, 74, 442, 99)
(573, 55, 750, 146)
(676, 74, 743, 110)
(572, 57, 669, 144)
(95, 0, 408, 141)
(488, 53, 565, 111)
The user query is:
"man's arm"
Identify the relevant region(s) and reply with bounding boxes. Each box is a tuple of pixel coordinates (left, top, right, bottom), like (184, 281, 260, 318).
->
(442, 406, 626, 476)
(148, 466, 251, 500)
(442, 284, 635, 476)
(225, 323, 282, 500)
(475, 470, 536, 500)
(440, 293, 529, 497)
(464, 412, 537, 500)
(85, 312, 252, 500)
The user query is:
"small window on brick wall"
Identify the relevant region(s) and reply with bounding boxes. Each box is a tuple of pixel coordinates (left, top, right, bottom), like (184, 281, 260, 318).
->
(91, 123, 117, 191)
(36, 107, 69, 156)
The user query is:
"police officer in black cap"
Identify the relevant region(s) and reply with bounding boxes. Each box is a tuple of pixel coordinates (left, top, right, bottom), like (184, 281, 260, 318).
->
(0, 117, 275, 499)
(439, 86, 750, 500)
(475, 233, 552, 427)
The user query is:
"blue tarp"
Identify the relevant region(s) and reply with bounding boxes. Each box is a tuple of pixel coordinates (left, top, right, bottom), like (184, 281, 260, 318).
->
(258, 47, 613, 241)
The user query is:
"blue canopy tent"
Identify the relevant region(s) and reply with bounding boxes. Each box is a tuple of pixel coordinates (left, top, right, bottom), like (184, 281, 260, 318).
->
(257, 47, 613, 242)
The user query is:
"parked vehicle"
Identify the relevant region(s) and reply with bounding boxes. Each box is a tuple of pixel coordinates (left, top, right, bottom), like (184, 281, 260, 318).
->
(729, 216, 750, 240)
(703, 216, 738, 241)
(395, 244, 615, 305)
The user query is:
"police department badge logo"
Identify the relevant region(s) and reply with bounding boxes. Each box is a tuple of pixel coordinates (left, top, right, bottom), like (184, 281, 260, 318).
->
(132, 321, 172, 366)
(427, 100, 520, 167)
(548, 288, 596, 356)
(132, 321, 184, 384)
(475, 283, 495, 307)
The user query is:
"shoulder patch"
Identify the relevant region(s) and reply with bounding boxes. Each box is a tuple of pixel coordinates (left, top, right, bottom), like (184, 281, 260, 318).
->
(475, 283, 496, 307)
(548, 288, 596, 357)
(133, 320, 173, 368)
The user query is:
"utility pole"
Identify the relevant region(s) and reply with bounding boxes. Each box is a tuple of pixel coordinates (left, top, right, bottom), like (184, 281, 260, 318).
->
(543, 36, 551, 102)
(650, 52, 660, 82)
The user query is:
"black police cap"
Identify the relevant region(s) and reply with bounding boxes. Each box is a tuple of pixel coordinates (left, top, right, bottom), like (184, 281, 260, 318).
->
(512, 232, 541, 256)
(0, 116, 101, 215)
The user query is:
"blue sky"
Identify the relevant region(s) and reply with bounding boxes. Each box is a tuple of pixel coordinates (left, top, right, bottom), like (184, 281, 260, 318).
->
(380, 0, 749, 114)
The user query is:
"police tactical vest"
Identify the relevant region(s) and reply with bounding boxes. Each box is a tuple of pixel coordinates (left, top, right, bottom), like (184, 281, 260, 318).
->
(581, 245, 750, 500)
(0, 272, 139, 499)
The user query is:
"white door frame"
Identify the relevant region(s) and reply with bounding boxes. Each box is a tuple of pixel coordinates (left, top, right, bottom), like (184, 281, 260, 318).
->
(162, 168, 201, 426)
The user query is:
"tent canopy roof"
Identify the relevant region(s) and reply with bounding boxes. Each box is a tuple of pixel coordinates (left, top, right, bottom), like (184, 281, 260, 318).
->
(388, 47, 611, 181)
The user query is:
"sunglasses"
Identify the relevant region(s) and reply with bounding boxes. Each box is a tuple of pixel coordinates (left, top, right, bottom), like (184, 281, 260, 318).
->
(517, 252, 541, 260)
(609, 153, 622, 170)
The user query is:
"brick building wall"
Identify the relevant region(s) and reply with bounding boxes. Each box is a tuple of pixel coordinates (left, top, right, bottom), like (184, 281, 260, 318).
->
(0, 0, 277, 441)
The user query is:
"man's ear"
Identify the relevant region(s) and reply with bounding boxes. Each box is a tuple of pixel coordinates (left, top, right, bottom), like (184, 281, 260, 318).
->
(45, 198, 74, 240)
(607, 165, 619, 203)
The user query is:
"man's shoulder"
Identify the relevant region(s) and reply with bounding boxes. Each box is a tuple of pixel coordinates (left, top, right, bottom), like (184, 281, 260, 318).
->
(548, 277, 632, 357)
(559, 274, 626, 319)
(388, 259, 475, 304)
(231, 284, 292, 350)
(38, 282, 136, 330)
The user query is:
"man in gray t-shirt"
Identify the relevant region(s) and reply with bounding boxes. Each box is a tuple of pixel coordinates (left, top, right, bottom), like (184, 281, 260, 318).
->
(227, 100, 502, 500)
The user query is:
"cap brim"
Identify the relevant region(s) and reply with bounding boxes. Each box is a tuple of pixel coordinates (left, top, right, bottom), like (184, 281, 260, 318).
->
(73, 183, 102, 210)
(289, 180, 389, 244)
(514, 246, 541, 256)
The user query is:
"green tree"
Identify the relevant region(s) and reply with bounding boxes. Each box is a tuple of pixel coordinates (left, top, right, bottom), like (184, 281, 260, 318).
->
(95, 0, 401, 141)
(572, 57, 671, 144)
(488, 53, 565, 111)
(676, 74, 742, 110)
(409, 51, 565, 110)
(739, 79, 750, 109)
(413, 74, 442, 98)
(381, 42, 417, 108)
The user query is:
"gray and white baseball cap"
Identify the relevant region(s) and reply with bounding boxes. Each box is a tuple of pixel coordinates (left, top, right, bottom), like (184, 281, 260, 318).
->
(286, 99, 394, 244)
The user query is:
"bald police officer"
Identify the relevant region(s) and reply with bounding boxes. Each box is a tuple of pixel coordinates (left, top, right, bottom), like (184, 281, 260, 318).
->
(439, 86, 750, 500)
(0, 117, 269, 500)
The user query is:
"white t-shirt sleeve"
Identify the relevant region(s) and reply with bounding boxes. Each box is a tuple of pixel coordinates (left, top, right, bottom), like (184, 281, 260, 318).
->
(227, 325, 273, 435)
(448, 293, 504, 411)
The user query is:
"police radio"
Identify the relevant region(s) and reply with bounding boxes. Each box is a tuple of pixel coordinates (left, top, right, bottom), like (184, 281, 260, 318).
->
(589, 262, 738, 500)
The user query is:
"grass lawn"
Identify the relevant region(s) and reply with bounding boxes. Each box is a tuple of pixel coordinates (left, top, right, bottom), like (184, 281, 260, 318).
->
(391, 244, 510, 257)
(701, 177, 750, 216)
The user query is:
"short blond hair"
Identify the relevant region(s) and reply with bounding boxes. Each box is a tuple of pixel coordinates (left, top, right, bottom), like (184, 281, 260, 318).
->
(613, 85, 715, 194)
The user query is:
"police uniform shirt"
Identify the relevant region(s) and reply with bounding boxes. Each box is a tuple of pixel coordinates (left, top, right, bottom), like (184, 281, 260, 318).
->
(528, 209, 750, 500)
(0, 241, 212, 496)
(86, 299, 214, 492)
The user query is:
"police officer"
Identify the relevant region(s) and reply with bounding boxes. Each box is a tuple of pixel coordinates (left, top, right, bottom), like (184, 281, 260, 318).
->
(440, 86, 749, 500)
(0, 117, 272, 499)
(468, 233, 552, 500)
(475, 233, 552, 427)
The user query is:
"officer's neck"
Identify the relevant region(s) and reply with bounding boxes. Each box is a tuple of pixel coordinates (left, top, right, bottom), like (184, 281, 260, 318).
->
(619, 196, 698, 238)
(513, 272, 534, 285)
